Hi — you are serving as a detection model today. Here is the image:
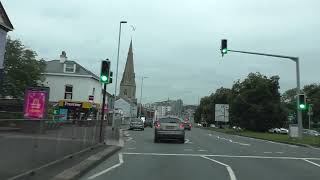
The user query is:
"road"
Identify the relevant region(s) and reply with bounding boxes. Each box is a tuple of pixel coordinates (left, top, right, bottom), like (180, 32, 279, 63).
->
(80, 127, 320, 180)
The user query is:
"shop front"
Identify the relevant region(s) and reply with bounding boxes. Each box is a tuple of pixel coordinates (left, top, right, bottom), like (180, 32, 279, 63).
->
(55, 100, 100, 121)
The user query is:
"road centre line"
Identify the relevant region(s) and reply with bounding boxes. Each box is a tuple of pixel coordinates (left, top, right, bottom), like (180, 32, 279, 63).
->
(88, 153, 124, 179)
(303, 159, 320, 168)
(123, 152, 320, 160)
(201, 156, 237, 180)
(217, 136, 250, 146)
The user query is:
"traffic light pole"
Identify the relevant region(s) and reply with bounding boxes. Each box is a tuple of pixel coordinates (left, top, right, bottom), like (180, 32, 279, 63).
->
(99, 83, 107, 143)
(227, 49, 303, 138)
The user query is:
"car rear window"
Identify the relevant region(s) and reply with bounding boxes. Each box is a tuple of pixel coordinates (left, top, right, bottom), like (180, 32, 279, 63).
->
(159, 118, 180, 123)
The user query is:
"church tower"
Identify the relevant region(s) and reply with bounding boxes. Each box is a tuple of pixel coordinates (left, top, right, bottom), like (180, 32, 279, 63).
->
(119, 40, 136, 103)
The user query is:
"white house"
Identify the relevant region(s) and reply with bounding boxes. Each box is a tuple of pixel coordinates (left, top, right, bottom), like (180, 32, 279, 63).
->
(43, 51, 103, 105)
(114, 98, 137, 118)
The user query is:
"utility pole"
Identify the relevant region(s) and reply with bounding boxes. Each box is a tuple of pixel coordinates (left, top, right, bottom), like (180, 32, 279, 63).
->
(308, 104, 313, 129)
(99, 83, 107, 143)
(139, 76, 148, 118)
(220, 39, 303, 138)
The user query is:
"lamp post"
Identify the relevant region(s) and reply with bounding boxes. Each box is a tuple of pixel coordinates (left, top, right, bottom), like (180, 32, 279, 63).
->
(139, 76, 148, 118)
(112, 21, 127, 130)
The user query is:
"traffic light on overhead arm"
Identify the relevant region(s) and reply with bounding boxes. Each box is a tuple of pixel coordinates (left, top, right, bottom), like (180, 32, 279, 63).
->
(298, 94, 306, 110)
(221, 39, 228, 56)
(100, 60, 111, 83)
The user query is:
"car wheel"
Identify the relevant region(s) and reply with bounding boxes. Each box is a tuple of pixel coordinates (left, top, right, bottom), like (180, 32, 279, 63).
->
(179, 138, 185, 144)
(142, 128, 144, 131)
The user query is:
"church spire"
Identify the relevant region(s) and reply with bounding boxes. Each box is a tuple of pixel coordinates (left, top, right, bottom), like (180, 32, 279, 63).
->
(119, 40, 136, 102)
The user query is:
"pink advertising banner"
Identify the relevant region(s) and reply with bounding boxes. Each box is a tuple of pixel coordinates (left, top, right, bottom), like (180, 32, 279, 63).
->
(24, 90, 47, 119)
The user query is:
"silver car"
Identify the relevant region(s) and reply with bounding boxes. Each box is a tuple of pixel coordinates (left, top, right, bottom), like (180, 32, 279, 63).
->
(154, 117, 185, 143)
(303, 129, 320, 136)
(129, 118, 144, 131)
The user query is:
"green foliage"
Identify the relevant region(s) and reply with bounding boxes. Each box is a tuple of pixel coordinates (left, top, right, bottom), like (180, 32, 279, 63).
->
(230, 73, 287, 131)
(195, 72, 287, 132)
(2, 37, 46, 98)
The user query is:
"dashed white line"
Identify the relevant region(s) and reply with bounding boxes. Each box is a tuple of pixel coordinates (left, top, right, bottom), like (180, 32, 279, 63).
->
(198, 149, 207, 152)
(184, 149, 193, 151)
(303, 159, 320, 168)
(126, 137, 133, 142)
(263, 152, 272, 154)
(128, 147, 136, 150)
(276, 152, 284, 154)
(201, 156, 237, 180)
(88, 153, 124, 179)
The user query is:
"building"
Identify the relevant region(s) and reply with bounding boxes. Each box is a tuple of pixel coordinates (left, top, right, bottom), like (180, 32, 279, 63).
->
(0, 2, 14, 97)
(44, 51, 114, 120)
(115, 98, 137, 118)
(119, 40, 137, 103)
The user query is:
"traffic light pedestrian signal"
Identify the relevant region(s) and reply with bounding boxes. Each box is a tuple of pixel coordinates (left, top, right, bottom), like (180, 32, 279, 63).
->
(298, 94, 306, 110)
(221, 39, 228, 56)
(100, 60, 111, 84)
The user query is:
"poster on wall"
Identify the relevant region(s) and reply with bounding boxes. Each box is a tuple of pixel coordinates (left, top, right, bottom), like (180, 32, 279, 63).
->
(24, 87, 49, 119)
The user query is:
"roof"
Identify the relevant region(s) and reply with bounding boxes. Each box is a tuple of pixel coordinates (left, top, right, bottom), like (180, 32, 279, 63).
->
(44, 60, 99, 80)
(0, 2, 13, 31)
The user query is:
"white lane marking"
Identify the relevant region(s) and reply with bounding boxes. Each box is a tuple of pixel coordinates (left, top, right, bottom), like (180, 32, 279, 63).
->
(126, 137, 133, 142)
(217, 136, 250, 146)
(123, 152, 320, 160)
(303, 159, 320, 168)
(201, 156, 237, 180)
(276, 152, 284, 154)
(208, 134, 212, 136)
(263, 152, 272, 154)
(185, 139, 190, 143)
(128, 147, 136, 150)
(198, 149, 207, 152)
(88, 153, 124, 179)
(184, 149, 193, 151)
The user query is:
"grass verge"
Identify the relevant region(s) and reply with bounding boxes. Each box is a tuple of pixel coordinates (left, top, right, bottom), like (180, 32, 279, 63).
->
(206, 127, 320, 148)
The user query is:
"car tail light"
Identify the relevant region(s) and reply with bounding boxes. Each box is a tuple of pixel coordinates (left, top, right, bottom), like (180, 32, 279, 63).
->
(155, 122, 161, 129)
(189, 124, 192, 127)
(179, 123, 184, 129)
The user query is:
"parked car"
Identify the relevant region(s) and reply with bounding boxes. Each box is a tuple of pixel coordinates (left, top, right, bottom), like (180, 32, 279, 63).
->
(129, 118, 144, 130)
(210, 124, 216, 128)
(183, 121, 191, 130)
(154, 117, 185, 143)
(144, 118, 153, 128)
(197, 123, 202, 127)
(303, 129, 320, 136)
(232, 126, 242, 130)
(269, 128, 281, 133)
(279, 128, 289, 134)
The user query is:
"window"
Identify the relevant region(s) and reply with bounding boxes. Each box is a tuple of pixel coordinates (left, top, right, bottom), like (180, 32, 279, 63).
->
(64, 85, 73, 99)
(64, 63, 76, 73)
(92, 88, 95, 96)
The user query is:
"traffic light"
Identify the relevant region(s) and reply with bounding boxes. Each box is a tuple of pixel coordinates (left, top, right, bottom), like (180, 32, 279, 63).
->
(221, 39, 228, 56)
(100, 60, 111, 83)
(109, 71, 113, 84)
(298, 94, 306, 110)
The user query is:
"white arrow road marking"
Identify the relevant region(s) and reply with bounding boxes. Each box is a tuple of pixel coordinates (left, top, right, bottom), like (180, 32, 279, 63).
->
(88, 153, 124, 179)
(185, 139, 192, 144)
(126, 137, 133, 142)
(201, 156, 237, 180)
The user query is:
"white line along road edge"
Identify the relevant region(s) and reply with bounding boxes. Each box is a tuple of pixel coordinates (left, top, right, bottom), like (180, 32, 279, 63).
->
(201, 156, 237, 180)
(88, 153, 124, 180)
(303, 159, 320, 168)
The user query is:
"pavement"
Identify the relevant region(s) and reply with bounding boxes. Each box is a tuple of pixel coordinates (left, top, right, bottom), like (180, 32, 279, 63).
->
(79, 127, 320, 180)
(0, 125, 100, 180)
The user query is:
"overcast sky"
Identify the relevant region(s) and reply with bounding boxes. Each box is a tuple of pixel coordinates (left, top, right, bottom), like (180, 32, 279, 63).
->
(2, 0, 320, 105)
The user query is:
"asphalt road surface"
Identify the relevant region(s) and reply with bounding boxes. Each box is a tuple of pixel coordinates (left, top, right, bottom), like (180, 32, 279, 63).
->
(80, 127, 320, 180)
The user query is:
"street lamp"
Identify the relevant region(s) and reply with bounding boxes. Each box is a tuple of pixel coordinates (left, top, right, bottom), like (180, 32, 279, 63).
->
(112, 21, 127, 129)
(139, 76, 148, 118)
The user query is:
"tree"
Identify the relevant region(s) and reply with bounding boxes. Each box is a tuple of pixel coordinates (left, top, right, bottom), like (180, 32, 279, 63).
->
(303, 84, 320, 127)
(2, 37, 46, 98)
(229, 73, 287, 131)
(194, 87, 231, 124)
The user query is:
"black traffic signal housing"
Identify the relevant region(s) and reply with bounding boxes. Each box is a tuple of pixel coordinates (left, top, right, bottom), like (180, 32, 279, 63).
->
(109, 71, 113, 84)
(221, 39, 228, 56)
(100, 60, 111, 84)
(298, 94, 306, 110)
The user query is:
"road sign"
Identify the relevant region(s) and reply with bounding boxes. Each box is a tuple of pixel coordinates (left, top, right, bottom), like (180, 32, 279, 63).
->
(215, 104, 229, 122)
(88, 95, 94, 101)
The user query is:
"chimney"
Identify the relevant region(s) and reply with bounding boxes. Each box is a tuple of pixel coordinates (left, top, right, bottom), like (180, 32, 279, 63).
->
(60, 51, 67, 63)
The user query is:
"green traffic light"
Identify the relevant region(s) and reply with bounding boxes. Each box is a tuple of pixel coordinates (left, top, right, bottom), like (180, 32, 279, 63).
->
(222, 48, 228, 54)
(101, 75, 108, 82)
(299, 104, 306, 110)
